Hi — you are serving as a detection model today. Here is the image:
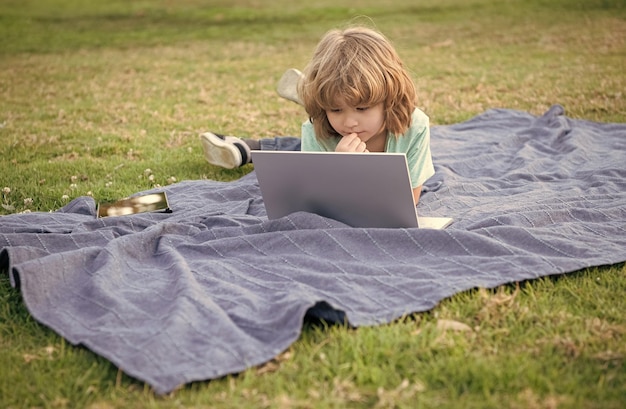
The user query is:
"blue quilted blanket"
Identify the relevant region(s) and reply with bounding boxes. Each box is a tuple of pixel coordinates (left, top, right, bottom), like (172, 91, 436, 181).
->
(1, 105, 625, 394)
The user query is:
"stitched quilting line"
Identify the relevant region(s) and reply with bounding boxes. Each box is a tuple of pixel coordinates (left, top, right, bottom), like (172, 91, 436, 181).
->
(402, 229, 490, 278)
(319, 228, 428, 273)
(519, 213, 536, 228)
(52, 250, 246, 368)
(474, 226, 572, 272)
(199, 241, 279, 289)
(359, 230, 447, 300)
(478, 228, 563, 273)
(235, 183, 259, 198)
(35, 234, 51, 253)
(562, 209, 607, 237)
(519, 227, 579, 259)
(361, 230, 404, 269)
(158, 308, 247, 367)
(238, 232, 388, 310)
(0, 233, 12, 246)
(35, 253, 139, 328)
(201, 237, 308, 291)
(279, 228, 431, 302)
(488, 216, 507, 226)
(319, 229, 404, 277)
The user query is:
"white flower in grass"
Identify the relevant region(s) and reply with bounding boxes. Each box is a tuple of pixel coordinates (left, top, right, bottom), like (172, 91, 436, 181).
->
(24, 198, 33, 206)
(167, 176, 177, 185)
(2, 187, 10, 195)
(70, 183, 78, 190)
(61, 195, 70, 201)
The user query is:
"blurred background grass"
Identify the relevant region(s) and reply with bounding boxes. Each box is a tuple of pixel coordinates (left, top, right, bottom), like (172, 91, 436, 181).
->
(1, 0, 624, 54)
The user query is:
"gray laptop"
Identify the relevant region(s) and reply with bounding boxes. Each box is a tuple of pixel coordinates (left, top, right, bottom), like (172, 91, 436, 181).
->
(252, 151, 453, 229)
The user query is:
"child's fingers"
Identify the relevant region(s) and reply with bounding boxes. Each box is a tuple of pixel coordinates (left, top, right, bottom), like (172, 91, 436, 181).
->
(337, 133, 367, 152)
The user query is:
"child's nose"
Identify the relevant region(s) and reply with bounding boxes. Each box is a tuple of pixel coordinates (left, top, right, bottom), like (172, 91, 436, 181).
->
(344, 115, 358, 128)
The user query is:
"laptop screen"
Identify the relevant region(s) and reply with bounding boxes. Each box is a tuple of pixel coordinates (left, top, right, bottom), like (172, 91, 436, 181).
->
(252, 151, 420, 228)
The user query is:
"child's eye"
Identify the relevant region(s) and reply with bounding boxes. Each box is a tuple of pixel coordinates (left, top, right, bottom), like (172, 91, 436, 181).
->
(329, 108, 342, 113)
(357, 107, 369, 111)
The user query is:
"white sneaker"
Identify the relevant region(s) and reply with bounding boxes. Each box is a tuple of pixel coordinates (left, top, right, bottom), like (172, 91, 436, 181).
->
(200, 132, 250, 169)
(276, 68, 304, 106)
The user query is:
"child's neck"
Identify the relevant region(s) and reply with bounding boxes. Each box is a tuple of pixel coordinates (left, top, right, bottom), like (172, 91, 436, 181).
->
(366, 130, 387, 152)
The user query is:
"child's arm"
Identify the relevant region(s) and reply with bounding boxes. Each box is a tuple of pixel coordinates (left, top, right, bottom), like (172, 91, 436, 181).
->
(413, 186, 422, 206)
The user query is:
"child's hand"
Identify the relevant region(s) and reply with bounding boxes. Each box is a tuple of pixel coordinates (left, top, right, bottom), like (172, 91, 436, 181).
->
(335, 133, 369, 153)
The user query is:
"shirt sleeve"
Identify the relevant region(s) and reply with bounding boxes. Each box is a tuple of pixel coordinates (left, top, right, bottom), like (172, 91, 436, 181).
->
(301, 120, 338, 152)
(301, 120, 324, 151)
(407, 121, 435, 188)
(392, 109, 435, 188)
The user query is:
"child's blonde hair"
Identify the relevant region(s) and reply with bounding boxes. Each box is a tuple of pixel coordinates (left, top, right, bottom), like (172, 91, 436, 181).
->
(299, 26, 417, 141)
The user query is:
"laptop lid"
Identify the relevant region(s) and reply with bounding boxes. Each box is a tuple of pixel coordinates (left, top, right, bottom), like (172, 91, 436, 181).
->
(252, 151, 421, 228)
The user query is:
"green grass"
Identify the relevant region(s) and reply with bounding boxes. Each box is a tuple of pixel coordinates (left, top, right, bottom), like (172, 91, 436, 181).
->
(1, 0, 625, 407)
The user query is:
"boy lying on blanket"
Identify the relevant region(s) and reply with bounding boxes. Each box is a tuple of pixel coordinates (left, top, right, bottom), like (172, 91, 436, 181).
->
(200, 26, 435, 206)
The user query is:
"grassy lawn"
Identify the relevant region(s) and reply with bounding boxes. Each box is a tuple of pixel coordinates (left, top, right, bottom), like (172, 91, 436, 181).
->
(1, 0, 625, 407)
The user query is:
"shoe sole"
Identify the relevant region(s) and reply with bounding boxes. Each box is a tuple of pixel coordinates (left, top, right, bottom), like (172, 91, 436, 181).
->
(200, 132, 242, 169)
(276, 68, 304, 106)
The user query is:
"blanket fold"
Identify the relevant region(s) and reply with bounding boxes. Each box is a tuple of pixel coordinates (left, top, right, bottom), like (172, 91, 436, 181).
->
(1, 105, 625, 394)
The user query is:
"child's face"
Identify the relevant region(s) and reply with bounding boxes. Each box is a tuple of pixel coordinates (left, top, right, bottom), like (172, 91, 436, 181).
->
(325, 100, 386, 144)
